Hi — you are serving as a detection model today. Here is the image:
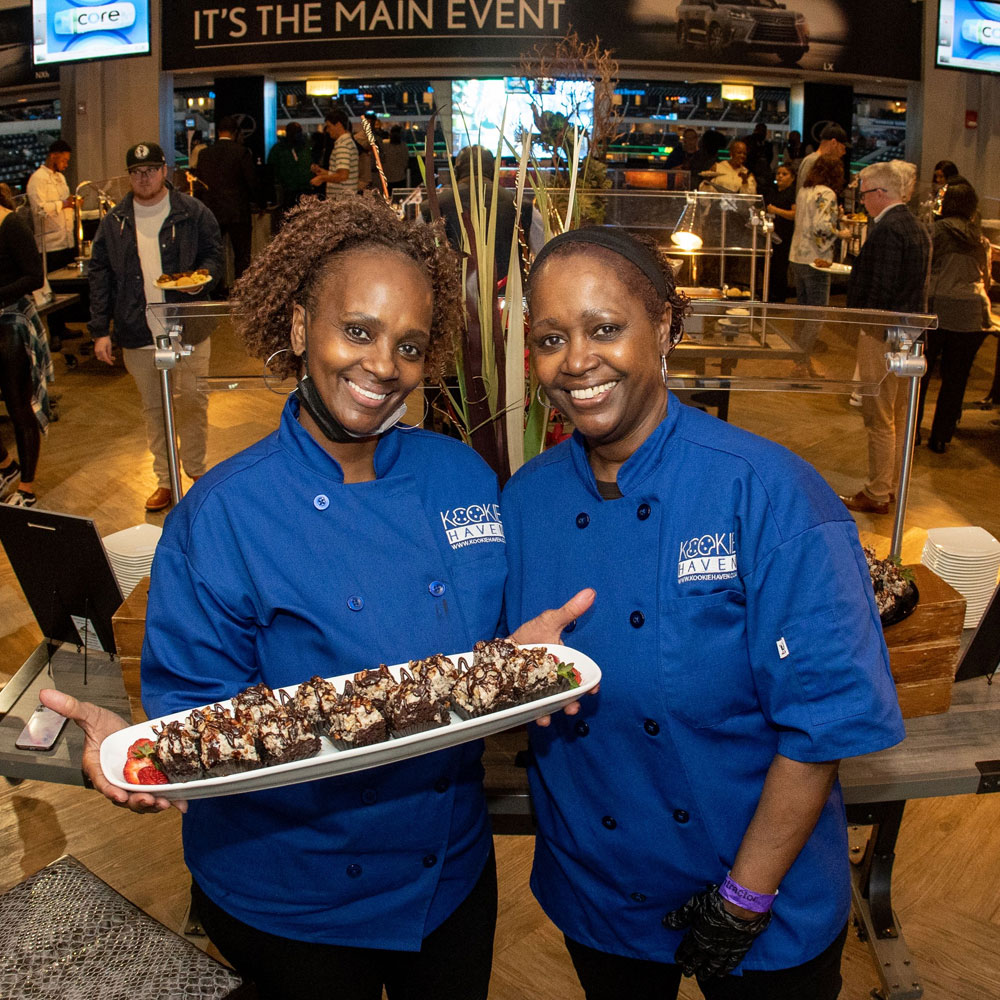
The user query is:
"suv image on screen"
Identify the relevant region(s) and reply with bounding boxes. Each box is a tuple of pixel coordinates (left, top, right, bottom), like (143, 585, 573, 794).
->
(676, 0, 809, 66)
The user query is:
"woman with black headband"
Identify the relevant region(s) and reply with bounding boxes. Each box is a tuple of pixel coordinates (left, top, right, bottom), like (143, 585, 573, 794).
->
(502, 226, 905, 998)
(41, 196, 590, 1000)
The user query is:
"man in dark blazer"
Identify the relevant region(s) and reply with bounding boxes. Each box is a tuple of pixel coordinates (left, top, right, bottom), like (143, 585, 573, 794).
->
(839, 161, 930, 515)
(193, 116, 259, 292)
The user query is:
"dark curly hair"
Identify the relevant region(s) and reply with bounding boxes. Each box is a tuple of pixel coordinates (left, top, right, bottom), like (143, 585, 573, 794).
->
(526, 231, 688, 350)
(231, 197, 463, 379)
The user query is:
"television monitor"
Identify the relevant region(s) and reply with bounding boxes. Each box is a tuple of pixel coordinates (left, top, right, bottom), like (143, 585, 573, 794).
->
(32, 0, 151, 68)
(935, 0, 1000, 74)
(452, 78, 594, 160)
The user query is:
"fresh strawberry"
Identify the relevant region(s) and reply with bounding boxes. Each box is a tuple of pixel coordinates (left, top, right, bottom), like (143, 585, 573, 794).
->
(556, 661, 582, 689)
(122, 737, 162, 784)
(136, 765, 168, 785)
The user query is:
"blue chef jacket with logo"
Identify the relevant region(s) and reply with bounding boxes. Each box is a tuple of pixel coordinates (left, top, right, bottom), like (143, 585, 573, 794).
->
(141, 395, 506, 949)
(501, 396, 904, 971)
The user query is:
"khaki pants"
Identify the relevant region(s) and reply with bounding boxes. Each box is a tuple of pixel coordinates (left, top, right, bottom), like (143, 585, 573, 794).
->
(857, 330, 907, 504)
(124, 341, 210, 489)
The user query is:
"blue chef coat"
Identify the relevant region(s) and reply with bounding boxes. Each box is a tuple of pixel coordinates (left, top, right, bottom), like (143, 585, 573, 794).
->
(501, 395, 904, 972)
(141, 395, 506, 949)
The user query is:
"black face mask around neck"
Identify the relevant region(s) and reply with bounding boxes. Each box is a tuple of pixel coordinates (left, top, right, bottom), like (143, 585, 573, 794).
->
(295, 346, 408, 444)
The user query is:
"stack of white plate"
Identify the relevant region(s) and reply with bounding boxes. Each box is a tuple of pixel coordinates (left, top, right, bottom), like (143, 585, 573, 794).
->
(921, 526, 1000, 629)
(102, 523, 162, 599)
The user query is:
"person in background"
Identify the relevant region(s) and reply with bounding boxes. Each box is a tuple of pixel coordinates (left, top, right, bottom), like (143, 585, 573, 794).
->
(839, 160, 931, 516)
(311, 109, 358, 201)
(783, 130, 803, 172)
(0, 182, 49, 507)
(917, 178, 994, 453)
(788, 156, 850, 307)
(665, 128, 699, 175)
(765, 162, 796, 301)
(26, 139, 75, 353)
(746, 122, 775, 192)
(687, 130, 726, 191)
(796, 125, 847, 194)
(931, 159, 959, 215)
(266, 121, 314, 230)
(423, 145, 529, 286)
(702, 139, 756, 195)
(381, 125, 410, 195)
(88, 142, 223, 513)
(189, 130, 208, 170)
(193, 115, 259, 290)
(504, 224, 905, 1000)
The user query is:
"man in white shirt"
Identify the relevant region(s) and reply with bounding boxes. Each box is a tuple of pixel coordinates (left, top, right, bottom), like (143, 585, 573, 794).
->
(27, 139, 76, 350)
(310, 109, 358, 200)
(88, 142, 223, 512)
(796, 124, 848, 192)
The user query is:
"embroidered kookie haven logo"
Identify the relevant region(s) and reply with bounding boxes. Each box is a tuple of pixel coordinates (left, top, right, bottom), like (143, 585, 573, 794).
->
(678, 531, 738, 583)
(440, 503, 505, 550)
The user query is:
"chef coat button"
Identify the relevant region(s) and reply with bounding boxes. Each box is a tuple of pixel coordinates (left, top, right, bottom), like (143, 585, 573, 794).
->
(631, 892, 647, 903)
(601, 815, 617, 830)
(643, 719, 660, 736)
(434, 777, 450, 793)
(347, 595, 364, 612)
(563, 619, 577, 634)
(574, 720, 590, 737)
(313, 494, 329, 510)
(429, 580, 446, 597)
(673, 809, 690, 824)
(346, 864, 362, 878)
(637, 503, 651, 520)
(576, 512, 590, 529)
(361, 788, 377, 805)
(630, 610, 645, 628)
(423, 854, 438, 868)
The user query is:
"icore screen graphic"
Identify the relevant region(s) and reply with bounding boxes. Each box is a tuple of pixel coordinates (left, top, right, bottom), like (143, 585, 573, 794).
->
(937, 0, 1000, 73)
(32, 0, 150, 66)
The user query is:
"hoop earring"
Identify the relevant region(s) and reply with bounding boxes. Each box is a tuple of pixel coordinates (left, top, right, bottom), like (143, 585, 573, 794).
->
(263, 348, 297, 396)
(660, 354, 669, 387)
(536, 384, 552, 408)
(398, 389, 431, 431)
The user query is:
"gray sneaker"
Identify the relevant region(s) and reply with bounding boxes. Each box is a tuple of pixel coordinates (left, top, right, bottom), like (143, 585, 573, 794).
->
(0, 461, 20, 501)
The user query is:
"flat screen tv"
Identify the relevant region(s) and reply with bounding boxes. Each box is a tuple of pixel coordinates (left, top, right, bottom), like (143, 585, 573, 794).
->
(32, 0, 151, 68)
(451, 78, 594, 160)
(936, 0, 1000, 74)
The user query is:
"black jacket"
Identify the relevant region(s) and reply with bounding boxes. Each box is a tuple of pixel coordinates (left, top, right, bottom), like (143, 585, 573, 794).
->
(194, 138, 259, 226)
(928, 216, 992, 332)
(87, 188, 223, 348)
(846, 204, 930, 314)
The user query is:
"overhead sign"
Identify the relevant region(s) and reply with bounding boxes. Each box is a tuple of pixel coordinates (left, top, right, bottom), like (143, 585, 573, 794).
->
(162, 1, 922, 81)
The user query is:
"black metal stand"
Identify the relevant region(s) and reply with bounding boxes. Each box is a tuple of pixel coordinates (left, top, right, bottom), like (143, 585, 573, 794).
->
(846, 800, 923, 1000)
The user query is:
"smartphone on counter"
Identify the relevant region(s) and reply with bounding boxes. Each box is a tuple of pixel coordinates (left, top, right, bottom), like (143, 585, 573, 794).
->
(15, 704, 69, 751)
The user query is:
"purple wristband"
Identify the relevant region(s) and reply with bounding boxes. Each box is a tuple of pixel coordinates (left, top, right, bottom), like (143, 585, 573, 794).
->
(718, 873, 778, 913)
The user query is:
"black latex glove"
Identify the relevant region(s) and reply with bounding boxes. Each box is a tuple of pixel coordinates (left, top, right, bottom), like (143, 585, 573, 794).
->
(662, 885, 772, 979)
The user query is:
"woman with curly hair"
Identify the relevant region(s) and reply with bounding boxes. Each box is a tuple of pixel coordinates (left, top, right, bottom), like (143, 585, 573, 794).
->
(42, 196, 587, 1000)
(788, 155, 851, 312)
(502, 226, 903, 999)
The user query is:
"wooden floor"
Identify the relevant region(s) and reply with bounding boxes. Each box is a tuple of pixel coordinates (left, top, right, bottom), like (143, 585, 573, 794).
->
(1, 316, 999, 999)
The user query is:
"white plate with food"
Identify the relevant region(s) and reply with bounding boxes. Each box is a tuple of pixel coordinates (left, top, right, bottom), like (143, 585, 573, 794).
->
(810, 261, 852, 275)
(100, 642, 600, 801)
(155, 270, 212, 289)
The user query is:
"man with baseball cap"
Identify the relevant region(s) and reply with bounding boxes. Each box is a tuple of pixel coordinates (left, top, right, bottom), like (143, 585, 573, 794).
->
(88, 141, 223, 512)
(796, 124, 848, 193)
